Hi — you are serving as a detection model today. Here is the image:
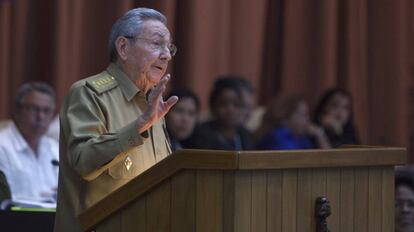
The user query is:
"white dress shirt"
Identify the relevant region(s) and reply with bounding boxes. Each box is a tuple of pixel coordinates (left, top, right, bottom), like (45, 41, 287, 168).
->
(0, 122, 59, 203)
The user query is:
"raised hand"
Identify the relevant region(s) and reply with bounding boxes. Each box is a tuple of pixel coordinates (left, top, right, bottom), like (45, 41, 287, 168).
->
(137, 74, 178, 133)
(321, 114, 343, 135)
(307, 123, 331, 149)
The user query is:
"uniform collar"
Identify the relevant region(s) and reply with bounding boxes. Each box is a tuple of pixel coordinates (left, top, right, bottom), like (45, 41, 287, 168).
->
(106, 63, 144, 101)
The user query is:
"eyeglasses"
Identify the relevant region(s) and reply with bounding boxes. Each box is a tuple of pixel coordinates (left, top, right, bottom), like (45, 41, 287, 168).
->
(19, 103, 54, 117)
(125, 36, 177, 57)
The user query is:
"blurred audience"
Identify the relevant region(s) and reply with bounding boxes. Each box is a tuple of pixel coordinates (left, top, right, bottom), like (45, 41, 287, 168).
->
(256, 95, 330, 150)
(0, 119, 11, 129)
(0, 82, 59, 204)
(165, 88, 200, 151)
(190, 77, 254, 150)
(313, 88, 359, 147)
(46, 115, 60, 141)
(395, 170, 414, 232)
(0, 171, 11, 203)
(198, 75, 265, 133)
(225, 76, 261, 132)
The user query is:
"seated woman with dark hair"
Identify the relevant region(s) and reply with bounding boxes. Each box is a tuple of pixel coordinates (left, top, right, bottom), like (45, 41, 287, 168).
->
(313, 88, 359, 148)
(165, 88, 200, 151)
(189, 77, 254, 150)
(256, 95, 330, 150)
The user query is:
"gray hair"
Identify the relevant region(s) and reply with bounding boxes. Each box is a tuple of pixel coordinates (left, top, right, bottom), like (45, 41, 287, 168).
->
(15, 82, 56, 108)
(108, 8, 167, 62)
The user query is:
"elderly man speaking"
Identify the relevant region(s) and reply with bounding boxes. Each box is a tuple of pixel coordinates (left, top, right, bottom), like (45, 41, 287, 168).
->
(54, 8, 178, 232)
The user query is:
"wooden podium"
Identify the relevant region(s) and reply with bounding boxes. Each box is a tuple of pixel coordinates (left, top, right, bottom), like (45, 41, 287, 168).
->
(79, 147, 406, 232)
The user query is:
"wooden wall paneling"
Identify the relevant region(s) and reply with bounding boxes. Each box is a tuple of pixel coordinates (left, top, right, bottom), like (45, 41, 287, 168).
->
(353, 167, 369, 232)
(237, 148, 406, 169)
(80, 148, 406, 231)
(340, 168, 355, 231)
(326, 168, 340, 231)
(282, 169, 298, 231)
(146, 180, 172, 232)
(196, 170, 224, 232)
(97, 212, 121, 232)
(267, 170, 283, 232)
(368, 167, 382, 232)
(120, 195, 146, 232)
(79, 149, 406, 232)
(234, 171, 252, 232)
(310, 168, 327, 231)
(381, 167, 395, 231)
(251, 170, 267, 232)
(223, 171, 236, 232)
(171, 170, 196, 232)
(296, 169, 312, 232)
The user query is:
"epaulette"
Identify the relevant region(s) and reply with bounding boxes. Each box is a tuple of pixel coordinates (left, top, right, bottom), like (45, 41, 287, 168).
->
(86, 75, 118, 94)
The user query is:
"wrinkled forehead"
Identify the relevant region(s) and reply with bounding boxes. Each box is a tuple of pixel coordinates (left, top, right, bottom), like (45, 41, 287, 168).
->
(139, 20, 171, 40)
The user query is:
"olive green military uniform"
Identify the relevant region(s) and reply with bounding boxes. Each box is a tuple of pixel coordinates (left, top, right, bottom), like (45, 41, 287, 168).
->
(54, 63, 172, 232)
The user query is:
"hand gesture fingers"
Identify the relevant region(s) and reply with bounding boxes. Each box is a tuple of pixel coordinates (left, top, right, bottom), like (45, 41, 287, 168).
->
(142, 74, 178, 127)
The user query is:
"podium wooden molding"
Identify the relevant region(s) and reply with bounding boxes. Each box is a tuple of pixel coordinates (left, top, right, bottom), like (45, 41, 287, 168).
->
(79, 147, 406, 232)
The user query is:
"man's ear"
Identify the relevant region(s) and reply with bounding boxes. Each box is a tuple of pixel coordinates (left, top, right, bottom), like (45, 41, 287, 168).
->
(115, 37, 129, 61)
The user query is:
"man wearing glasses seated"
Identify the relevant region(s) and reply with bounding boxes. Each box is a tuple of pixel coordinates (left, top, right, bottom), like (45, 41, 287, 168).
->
(54, 8, 178, 232)
(0, 82, 59, 206)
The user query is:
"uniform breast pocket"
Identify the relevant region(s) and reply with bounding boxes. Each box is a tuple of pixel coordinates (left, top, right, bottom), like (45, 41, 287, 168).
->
(108, 148, 142, 179)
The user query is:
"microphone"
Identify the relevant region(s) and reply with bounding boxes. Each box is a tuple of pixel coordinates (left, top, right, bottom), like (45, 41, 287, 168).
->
(51, 159, 59, 167)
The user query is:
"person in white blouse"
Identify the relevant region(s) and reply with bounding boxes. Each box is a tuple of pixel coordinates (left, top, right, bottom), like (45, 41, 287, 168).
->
(0, 82, 58, 205)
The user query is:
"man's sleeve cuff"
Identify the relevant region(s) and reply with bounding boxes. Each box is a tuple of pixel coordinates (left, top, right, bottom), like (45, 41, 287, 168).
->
(118, 120, 149, 152)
